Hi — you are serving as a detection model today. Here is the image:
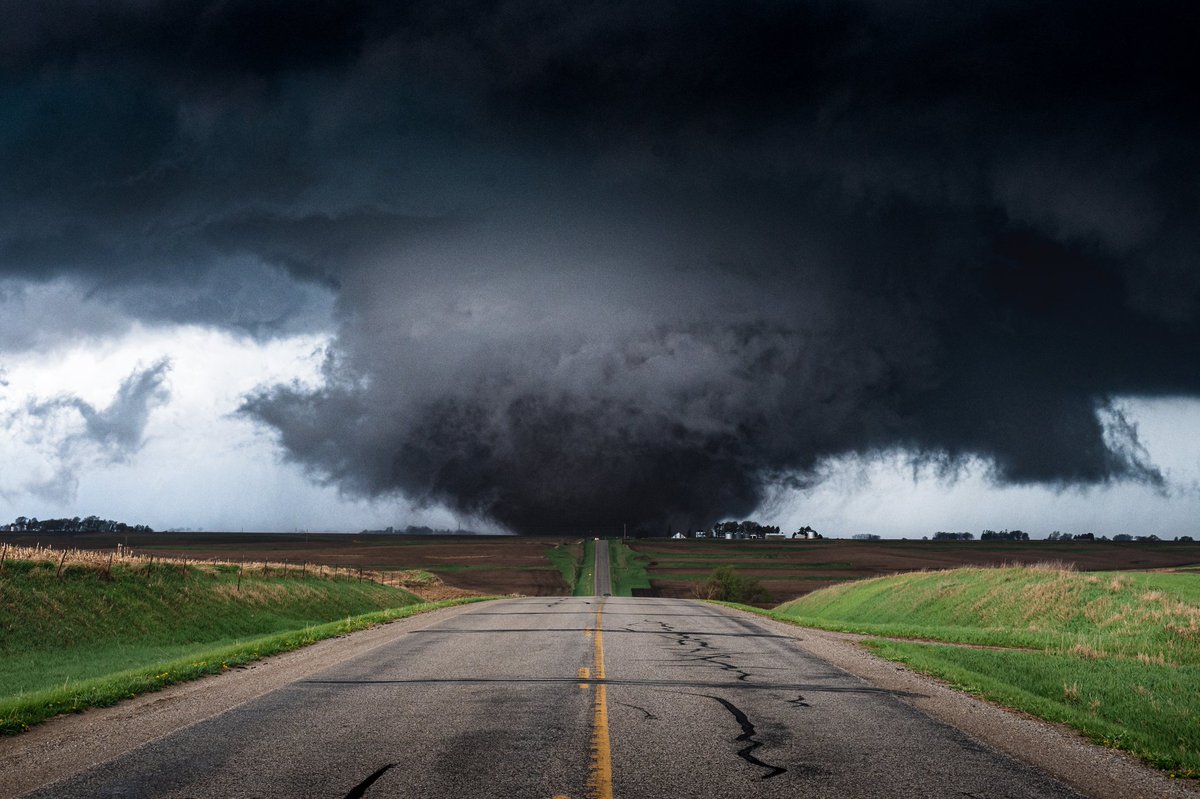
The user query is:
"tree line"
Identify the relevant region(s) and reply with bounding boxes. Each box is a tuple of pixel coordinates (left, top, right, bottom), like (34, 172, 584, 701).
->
(711, 520, 782, 536)
(1, 516, 154, 534)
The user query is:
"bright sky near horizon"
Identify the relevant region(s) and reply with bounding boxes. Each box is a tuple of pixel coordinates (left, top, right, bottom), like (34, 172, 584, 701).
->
(3, 287, 1198, 537)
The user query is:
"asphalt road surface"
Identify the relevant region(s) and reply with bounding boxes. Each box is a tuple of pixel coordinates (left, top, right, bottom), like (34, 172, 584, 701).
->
(594, 539, 611, 596)
(21, 591, 1088, 798)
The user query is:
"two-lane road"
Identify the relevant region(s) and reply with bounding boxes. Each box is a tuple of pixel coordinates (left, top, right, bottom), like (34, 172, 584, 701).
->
(594, 539, 611, 596)
(21, 590, 1086, 798)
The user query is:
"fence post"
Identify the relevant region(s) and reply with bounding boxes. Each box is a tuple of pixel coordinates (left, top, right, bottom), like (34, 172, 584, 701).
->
(236, 560, 243, 592)
(106, 550, 114, 580)
(0, 543, 7, 574)
(358, 566, 363, 583)
(56, 550, 68, 579)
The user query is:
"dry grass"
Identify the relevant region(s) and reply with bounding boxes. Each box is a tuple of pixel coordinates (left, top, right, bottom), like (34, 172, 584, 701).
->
(1068, 643, 1103, 659)
(0, 542, 440, 591)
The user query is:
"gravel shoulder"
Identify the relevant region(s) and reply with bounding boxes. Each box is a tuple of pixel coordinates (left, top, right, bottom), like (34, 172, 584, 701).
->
(0, 602, 484, 799)
(732, 607, 1200, 799)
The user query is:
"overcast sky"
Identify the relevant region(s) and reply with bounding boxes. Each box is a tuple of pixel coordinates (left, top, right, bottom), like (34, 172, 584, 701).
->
(2, 1, 1199, 537)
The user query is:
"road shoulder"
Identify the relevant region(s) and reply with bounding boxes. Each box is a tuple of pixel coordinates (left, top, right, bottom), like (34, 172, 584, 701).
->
(0, 601, 491, 799)
(725, 606, 1199, 799)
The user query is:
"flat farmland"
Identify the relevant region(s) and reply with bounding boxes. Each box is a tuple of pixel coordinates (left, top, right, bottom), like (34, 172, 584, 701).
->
(630, 538, 1200, 605)
(0, 533, 577, 597)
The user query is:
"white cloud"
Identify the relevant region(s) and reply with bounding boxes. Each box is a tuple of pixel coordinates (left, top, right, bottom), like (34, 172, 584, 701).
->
(767, 399, 1200, 539)
(0, 323, 461, 531)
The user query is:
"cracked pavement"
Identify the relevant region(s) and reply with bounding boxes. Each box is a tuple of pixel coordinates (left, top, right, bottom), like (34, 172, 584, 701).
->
(14, 595, 1092, 798)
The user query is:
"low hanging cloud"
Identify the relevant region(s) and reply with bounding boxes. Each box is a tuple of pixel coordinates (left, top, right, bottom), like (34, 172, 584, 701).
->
(1, 361, 171, 502)
(2, 2, 1198, 530)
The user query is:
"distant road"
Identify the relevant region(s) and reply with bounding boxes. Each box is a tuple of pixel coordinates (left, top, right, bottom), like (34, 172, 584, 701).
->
(19, 596, 1089, 798)
(593, 539, 611, 596)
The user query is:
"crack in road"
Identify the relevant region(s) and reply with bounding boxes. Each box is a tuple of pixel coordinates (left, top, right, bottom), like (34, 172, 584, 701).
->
(695, 652, 753, 682)
(686, 693, 787, 780)
(342, 763, 396, 798)
(613, 701, 659, 720)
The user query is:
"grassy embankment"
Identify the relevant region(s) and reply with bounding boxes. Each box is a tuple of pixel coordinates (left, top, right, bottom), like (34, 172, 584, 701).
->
(0, 553, 490, 734)
(546, 542, 583, 593)
(573, 539, 597, 595)
(739, 566, 1200, 777)
(608, 541, 651, 597)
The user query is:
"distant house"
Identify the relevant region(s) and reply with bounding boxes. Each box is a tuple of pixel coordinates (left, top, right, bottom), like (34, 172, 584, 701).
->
(765, 532, 786, 540)
(671, 532, 687, 540)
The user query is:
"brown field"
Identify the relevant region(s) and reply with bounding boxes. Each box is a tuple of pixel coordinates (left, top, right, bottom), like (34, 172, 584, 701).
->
(0, 532, 574, 597)
(4, 532, 1198, 604)
(630, 538, 1200, 605)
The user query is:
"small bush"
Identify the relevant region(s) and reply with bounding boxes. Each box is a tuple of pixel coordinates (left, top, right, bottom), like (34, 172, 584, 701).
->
(694, 566, 769, 604)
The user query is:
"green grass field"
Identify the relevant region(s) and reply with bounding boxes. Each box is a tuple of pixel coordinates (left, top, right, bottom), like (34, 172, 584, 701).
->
(753, 566, 1200, 777)
(0, 557, 488, 734)
(609, 541, 651, 596)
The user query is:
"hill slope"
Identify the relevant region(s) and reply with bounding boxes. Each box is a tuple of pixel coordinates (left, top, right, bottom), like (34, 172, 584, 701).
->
(0, 557, 434, 733)
(769, 566, 1200, 776)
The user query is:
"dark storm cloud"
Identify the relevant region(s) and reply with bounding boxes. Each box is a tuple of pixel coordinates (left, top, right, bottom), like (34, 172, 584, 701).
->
(3, 1, 1198, 530)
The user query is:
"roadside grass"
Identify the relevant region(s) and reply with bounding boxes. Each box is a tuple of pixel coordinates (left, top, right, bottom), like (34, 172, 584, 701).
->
(0, 596, 491, 735)
(574, 539, 597, 596)
(864, 641, 1200, 777)
(0, 556, 493, 734)
(609, 541, 651, 596)
(773, 566, 1200, 661)
(546, 543, 582, 592)
(730, 565, 1200, 777)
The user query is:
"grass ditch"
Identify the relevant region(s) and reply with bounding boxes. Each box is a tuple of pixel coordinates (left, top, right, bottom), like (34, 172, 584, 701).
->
(546, 543, 582, 592)
(725, 565, 1200, 777)
(609, 541, 651, 596)
(573, 539, 597, 596)
(0, 554, 494, 734)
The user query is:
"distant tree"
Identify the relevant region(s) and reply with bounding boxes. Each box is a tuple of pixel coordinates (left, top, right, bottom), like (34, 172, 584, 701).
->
(982, 529, 1028, 541)
(1113, 534, 1133, 542)
(694, 566, 770, 604)
(3, 515, 153, 534)
(711, 520, 776, 538)
(851, 533, 881, 541)
(932, 531, 973, 541)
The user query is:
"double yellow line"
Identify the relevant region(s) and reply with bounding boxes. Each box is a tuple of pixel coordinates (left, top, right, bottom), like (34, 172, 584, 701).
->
(588, 600, 613, 799)
(558, 600, 614, 799)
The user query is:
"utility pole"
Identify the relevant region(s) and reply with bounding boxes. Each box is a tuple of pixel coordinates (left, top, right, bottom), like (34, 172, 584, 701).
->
(623, 523, 627, 542)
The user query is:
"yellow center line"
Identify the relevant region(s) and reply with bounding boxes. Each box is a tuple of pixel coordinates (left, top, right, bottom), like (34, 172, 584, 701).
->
(588, 599, 613, 799)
